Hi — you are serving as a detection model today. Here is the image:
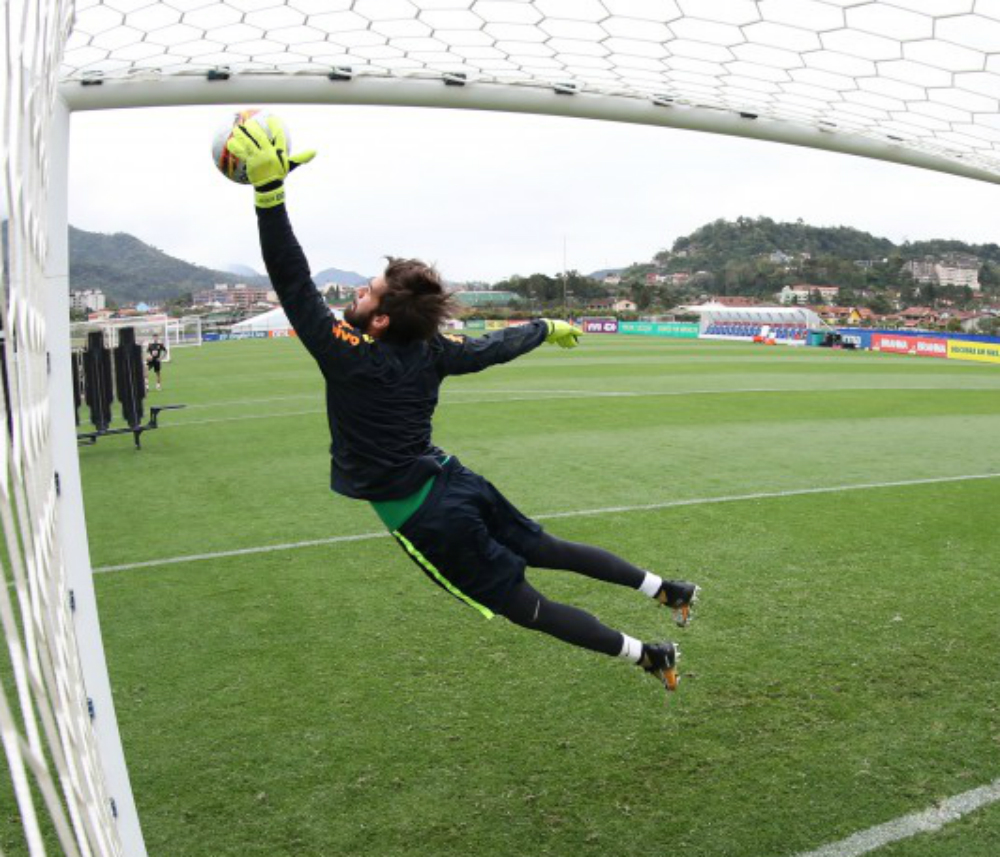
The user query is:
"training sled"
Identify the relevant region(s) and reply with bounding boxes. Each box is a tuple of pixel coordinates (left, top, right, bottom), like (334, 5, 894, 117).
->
(74, 325, 186, 449)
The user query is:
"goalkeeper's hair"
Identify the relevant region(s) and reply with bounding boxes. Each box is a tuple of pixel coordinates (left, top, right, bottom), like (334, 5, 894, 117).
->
(380, 257, 457, 344)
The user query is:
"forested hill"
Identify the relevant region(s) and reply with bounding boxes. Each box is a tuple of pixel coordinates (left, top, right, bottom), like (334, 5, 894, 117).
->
(68, 226, 271, 304)
(659, 217, 1000, 271)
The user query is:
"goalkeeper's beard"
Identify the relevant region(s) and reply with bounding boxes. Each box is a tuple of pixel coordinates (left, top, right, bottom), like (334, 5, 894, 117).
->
(344, 301, 374, 333)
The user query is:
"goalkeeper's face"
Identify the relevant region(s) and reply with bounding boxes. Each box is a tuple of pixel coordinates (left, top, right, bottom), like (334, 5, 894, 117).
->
(345, 277, 387, 334)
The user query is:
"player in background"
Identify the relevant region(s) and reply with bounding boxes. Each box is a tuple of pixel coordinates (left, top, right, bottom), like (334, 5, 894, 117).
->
(146, 335, 168, 391)
(226, 116, 700, 696)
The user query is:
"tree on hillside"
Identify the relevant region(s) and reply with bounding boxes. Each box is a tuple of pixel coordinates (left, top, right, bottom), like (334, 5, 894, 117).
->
(867, 294, 893, 315)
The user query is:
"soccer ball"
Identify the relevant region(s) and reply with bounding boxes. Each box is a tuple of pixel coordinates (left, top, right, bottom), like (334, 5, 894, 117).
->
(211, 108, 290, 185)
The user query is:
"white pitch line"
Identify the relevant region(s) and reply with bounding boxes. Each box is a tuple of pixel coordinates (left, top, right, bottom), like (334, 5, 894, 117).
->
(93, 470, 1000, 573)
(95, 532, 388, 573)
(151, 386, 1000, 429)
(791, 777, 1000, 857)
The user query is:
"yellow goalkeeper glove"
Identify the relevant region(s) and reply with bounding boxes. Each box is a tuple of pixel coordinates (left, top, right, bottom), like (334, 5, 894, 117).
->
(225, 115, 316, 209)
(543, 319, 582, 349)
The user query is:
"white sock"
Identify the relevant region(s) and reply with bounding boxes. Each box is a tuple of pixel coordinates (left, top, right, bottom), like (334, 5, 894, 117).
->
(639, 571, 663, 599)
(617, 633, 643, 664)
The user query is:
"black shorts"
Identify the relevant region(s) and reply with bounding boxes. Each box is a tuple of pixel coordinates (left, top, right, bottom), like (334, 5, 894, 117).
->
(147, 359, 161, 373)
(391, 456, 544, 618)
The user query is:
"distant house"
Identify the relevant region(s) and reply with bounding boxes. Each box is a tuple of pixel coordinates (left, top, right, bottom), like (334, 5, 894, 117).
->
(587, 297, 637, 312)
(779, 284, 839, 305)
(193, 283, 272, 308)
(71, 289, 105, 312)
(885, 306, 940, 328)
(846, 307, 875, 324)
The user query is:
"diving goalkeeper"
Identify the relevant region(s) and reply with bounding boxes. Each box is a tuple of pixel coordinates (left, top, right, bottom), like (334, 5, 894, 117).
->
(227, 117, 699, 695)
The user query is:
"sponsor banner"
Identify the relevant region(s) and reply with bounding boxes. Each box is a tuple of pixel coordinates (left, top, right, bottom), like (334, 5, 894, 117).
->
(463, 319, 486, 330)
(582, 317, 618, 334)
(947, 339, 1000, 364)
(485, 319, 507, 330)
(204, 329, 296, 341)
(204, 330, 270, 341)
(506, 319, 531, 327)
(836, 329, 871, 349)
(619, 321, 700, 338)
(914, 337, 947, 358)
(872, 333, 947, 358)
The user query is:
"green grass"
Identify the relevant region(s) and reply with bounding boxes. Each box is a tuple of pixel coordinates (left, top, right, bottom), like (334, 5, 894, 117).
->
(8, 336, 1000, 856)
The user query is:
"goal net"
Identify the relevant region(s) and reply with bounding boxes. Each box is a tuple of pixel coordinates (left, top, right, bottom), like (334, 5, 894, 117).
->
(2, 1, 126, 855)
(6, 2, 1000, 856)
(70, 315, 204, 357)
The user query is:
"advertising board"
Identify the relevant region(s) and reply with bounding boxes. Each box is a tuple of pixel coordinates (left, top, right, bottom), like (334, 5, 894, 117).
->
(618, 321, 700, 338)
(581, 318, 619, 333)
(872, 334, 947, 358)
(947, 340, 1000, 364)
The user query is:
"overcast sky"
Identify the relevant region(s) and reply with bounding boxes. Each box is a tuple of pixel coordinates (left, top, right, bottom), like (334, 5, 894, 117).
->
(67, 103, 1000, 284)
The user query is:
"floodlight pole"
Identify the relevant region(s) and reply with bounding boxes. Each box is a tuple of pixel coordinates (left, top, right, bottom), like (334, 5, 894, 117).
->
(46, 95, 149, 857)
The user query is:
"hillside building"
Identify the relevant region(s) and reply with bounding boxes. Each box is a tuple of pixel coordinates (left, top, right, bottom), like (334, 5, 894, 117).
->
(193, 283, 273, 308)
(70, 289, 105, 312)
(936, 253, 980, 289)
(779, 284, 840, 305)
(902, 254, 980, 290)
(587, 297, 638, 312)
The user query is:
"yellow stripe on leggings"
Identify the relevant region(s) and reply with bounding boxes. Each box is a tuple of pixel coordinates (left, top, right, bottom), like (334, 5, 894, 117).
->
(392, 531, 495, 620)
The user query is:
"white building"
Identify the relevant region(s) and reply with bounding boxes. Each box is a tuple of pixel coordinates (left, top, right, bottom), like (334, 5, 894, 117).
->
(779, 284, 839, 305)
(936, 253, 980, 290)
(70, 289, 105, 312)
(903, 254, 980, 290)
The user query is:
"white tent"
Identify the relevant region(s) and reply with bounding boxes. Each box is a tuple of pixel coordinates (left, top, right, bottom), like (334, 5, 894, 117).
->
(685, 304, 824, 328)
(680, 304, 826, 345)
(230, 306, 291, 336)
(231, 306, 345, 337)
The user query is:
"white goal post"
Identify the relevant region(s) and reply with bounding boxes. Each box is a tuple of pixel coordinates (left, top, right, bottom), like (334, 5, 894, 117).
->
(70, 315, 204, 358)
(5, 2, 1000, 857)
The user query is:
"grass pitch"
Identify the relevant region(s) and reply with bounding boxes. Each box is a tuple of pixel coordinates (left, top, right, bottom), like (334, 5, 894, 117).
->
(25, 336, 1000, 855)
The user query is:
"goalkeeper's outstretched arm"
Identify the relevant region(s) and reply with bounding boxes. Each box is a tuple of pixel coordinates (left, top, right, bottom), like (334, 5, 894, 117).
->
(438, 318, 582, 376)
(227, 115, 344, 364)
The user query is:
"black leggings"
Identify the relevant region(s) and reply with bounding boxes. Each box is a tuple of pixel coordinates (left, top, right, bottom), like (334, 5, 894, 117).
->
(524, 532, 646, 589)
(499, 533, 648, 657)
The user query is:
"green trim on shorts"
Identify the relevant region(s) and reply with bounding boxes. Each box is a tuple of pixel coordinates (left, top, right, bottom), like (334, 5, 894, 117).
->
(370, 474, 437, 531)
(369, 456, 452, 531)
(392, 530, 495, 620)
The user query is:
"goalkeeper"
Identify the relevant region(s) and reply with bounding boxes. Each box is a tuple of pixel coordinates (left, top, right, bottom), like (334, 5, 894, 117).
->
(227, 117, 699, 695)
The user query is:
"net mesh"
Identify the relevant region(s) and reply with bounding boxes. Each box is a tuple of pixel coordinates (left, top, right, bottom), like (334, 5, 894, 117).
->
(60, 0, 1000, 180)
(6, 1, 1000, 855)
(2, 1, 124, 854)
(70, 315, 204, 354)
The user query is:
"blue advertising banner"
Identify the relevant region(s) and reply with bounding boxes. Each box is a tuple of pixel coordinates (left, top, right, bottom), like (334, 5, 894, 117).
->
(836, 328, 873, 349)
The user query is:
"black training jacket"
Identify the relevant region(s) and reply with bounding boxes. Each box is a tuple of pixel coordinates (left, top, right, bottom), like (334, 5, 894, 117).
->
(257, 204, 549, 501)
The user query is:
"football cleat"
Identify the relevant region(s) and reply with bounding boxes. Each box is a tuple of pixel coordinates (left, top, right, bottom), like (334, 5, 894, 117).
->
(656, 581, 701, 627)
(640, 642, 680, 694)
